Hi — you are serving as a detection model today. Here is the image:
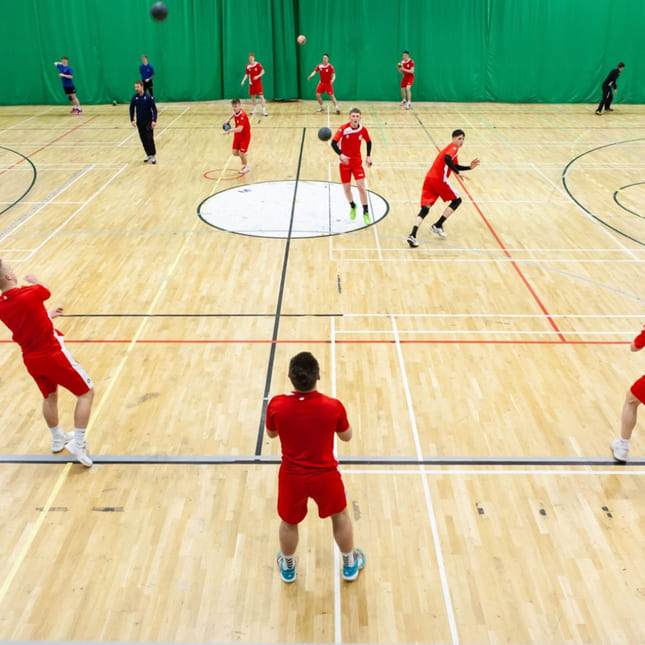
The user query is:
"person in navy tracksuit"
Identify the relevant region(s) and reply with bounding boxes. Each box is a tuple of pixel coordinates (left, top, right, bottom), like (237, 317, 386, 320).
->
(129, 81, 158, 164)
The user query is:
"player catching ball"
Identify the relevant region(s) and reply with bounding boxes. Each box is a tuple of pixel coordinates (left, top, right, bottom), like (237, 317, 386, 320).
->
(407, 129, 479, 246)
(397, 50, 415, 109)
(223, 99, 251, 174)
(331, 107, 373, 224)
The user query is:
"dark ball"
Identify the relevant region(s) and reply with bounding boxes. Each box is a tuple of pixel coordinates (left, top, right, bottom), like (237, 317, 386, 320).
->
(318, 127, 332, 142)
(150, 2, 168, 21)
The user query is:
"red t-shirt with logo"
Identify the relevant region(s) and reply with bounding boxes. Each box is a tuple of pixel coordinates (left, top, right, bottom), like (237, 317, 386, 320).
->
(428, 142, 459, 183)
(332, 122, 371, 164)
(266, 390, 349, 474)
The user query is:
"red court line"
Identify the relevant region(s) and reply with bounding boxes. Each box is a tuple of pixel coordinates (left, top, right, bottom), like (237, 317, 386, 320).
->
(0, 339, 625, 346)
(0, 115, 99, 178)
(454, 176, 567, 343)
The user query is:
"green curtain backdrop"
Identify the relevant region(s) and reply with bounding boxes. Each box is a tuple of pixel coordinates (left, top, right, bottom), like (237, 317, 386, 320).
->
(0, 0, 642, 105)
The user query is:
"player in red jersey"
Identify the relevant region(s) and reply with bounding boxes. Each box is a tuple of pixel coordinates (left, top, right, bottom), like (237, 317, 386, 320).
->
(611, 325, 645, 462)
(397, 51, 415, 109)
(223, 98, 251, 174)
(307, 54, 340, 114)
(331, 107, 373, 224)
(0, 261, 94, 466)
(407, 129, 480, 246)
(266, 352, 366, 583)
(241, 53, 268, 117)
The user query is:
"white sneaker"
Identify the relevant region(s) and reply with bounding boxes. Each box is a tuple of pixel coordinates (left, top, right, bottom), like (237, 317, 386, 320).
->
(150, 157, 157, 164)
(263, 110, 269, 116)
(335, 104, 341, 114)
(250, 109, 257, 115)
(406, 102, 411, 109)
(316, 106, 324, 112)
(611, 439, 629, 463)
(400, 100, 407, 106)
(406, 235, 419, 248)
(239, 166, 250, 174)
(65, 440, 93, 467)
(431, 224, 447, 239)
(51, 430, 73, 453)
(143, 156, 151, 163)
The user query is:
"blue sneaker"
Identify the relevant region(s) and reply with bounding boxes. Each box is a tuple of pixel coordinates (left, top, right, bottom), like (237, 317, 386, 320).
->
(342, 548, 366, 581)
(276, 551, 296, 583)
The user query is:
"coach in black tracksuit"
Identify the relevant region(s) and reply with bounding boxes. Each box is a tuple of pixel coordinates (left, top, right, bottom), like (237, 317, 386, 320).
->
(596, 62, 625, 115)
(130, 80, 158, 163)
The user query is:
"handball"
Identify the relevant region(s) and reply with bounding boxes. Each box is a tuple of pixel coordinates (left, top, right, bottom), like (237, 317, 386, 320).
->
(222, 123, 231, 131)
(318, 127, 332, 142)
(297, 35, 306, 45)
(150, 2, 168, 21)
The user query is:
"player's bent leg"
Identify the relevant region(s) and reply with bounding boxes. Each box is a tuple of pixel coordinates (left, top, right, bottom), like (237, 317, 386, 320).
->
(74, 388, 94, 429)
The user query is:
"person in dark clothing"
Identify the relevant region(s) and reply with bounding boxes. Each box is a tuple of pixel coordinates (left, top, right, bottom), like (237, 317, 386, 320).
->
(139, 55, 154, 97)
(596, 62, 625, 115)
(129, 80, 157, 163)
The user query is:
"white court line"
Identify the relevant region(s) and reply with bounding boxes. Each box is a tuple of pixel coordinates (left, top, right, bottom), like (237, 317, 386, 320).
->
(13, 165, 129, 262)
(335, 329, 630, 336)
(341, 312, 643, 318)
(0, 107, 55, 133)
(0, 165, 94, 244)
(155, 105, 189, 139)
(334, 246, 645, 254)
(0, 201, 86, 205)
(342, 468, 645, 476)
(117, 105, 170, 147)
(363, 168, 382, 261)
(391, 316, 459, 644)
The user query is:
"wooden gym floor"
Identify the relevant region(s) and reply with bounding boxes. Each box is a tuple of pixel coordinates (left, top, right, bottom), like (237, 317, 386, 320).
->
(0, 100, 644, 644)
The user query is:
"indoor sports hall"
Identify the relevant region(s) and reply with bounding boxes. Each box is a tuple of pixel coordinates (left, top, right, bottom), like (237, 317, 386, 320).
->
(0, 1, 644, 643)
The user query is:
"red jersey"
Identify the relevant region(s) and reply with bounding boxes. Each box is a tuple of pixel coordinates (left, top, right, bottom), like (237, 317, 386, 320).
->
(315, 63, 335, 84)
(634, 329, 645, 349)
(266, 390, 349, 474)
(233, 109, 250, 137)
(400, 58, 415, 76)
(0, 284, 60, 357)
(245, 61, 264, 80)
(427, 142, 459, 183)
(332, 122, 371, 163)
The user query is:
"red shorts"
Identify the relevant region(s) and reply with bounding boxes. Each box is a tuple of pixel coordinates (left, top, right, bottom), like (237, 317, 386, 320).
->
(339, 160, 365, 184)
(420, 175, 459, 207)
(316, 82, 334, 96)
(24, 347, 93, 398)
(249, 80, 263, 96)
(277, 467, 347, 525)
(631, 374, 645, 403)
(401, 74, 414, 88)
(232, 134, 250, 154)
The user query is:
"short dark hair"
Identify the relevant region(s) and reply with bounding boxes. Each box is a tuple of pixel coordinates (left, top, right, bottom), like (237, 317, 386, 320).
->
(323, 53, 329, 58)
(618, 62, 625, 68)
(135, 80, 144, 87)
(288, 352, 320, 391)
(403, 50, 409, 55)
(452, 129, 465, 138)
(231, 98, 241, 106)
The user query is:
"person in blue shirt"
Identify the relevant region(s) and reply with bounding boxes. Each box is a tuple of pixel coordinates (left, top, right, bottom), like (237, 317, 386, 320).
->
(129, 81, 158, 164)
(53, 57, 82, 114)
(139, 55, 155, 97)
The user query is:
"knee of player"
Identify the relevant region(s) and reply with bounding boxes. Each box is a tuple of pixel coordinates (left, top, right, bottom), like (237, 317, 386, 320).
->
(449, 197, 462, 211)
(418, 205, 430, 219)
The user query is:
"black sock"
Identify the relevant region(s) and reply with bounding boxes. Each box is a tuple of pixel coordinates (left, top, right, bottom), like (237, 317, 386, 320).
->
(435, 216, 446, 228)
(363, 204, 368, 213)
(350, 201, 356, 209)
(411, 225, 419, 237)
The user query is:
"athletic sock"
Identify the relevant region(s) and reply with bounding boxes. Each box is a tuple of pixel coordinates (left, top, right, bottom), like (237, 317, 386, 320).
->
(49, 425, 62, 436)
(411, 225, 419, 237)
(362, 204, 368, 213)
(435, 215, 446, 228)
(342, 551, 355, 568)
(350, 201, 356, 209)
(283, 554, 295, 569)
(74, 428, 86, 445)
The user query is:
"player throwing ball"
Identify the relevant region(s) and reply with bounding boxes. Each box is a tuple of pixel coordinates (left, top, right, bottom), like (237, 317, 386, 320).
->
(397, 50, 415, 109)
(407, 129, 479, 246)
(307, 54, 340, 114)
(223, 98, 251, 174)
(331, 107, 373, 224)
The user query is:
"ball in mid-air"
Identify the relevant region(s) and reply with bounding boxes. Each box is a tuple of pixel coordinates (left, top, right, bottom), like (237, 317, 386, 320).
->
(318, 127, 332, 142)
(150, 1, 168, 21)
(297, 34, 306, 45)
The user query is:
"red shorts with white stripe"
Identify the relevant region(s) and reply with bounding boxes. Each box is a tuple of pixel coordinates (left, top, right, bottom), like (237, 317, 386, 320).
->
(339, 160, 365, 183)
(420, 175, 459, 207)
(249, 80, 263, 96)
(277, 467, 347, 525)
(24, 347, 93, 397)
(232, 134, 250, 154)
(401, 74, 414, 88)
(630, 374, 645, 403)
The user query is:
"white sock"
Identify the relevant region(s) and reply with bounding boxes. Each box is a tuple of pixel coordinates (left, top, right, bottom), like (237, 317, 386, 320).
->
(620, 438, 630, 447)
(342, 551, 355, 568)
(283, 554, 295, 569)
(74, 428, 86, 445)
(49, 425, 62, 436)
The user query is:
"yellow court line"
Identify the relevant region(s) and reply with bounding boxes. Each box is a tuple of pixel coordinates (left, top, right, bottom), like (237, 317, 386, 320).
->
(0, 156, 235, 605)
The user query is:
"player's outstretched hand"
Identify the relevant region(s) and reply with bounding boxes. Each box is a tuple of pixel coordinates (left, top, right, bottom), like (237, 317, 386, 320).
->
(470, 158, 480, 169)
(24, 274, 39, 284)
(49, 307, 64, 319)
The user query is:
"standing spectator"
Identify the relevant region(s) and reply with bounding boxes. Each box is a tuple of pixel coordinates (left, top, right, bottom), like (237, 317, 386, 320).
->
(53, 56, 82, 114)
(130, 80, 158, 164)
(266, 352, 366, 583)
(241, 53, 268, 117)
(139, 55, 155, 97)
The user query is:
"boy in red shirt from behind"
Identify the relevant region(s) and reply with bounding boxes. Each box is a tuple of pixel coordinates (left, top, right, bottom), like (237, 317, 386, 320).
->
(266, 352, 365, 583)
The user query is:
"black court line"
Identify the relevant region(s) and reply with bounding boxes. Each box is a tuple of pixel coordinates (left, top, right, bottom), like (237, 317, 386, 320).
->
(0, 145, 37, 217)
(254, 128, 307, 457)
(613, 182, 645, 219)
(562, 137, 645, 247)
(1, 454, 642, 466)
